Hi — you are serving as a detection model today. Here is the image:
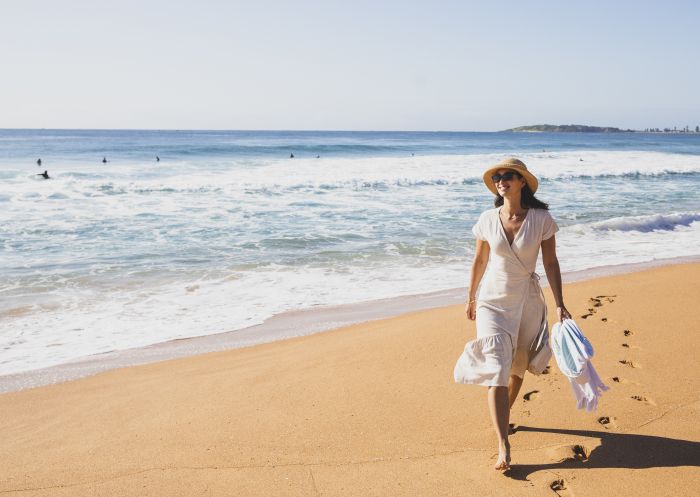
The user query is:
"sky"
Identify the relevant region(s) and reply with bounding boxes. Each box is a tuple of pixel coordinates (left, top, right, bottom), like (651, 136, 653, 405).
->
(1, 0, 699, 131)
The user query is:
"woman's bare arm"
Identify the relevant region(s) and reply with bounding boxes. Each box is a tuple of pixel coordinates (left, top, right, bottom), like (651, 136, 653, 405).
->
(466, 239, 490, 320)
(541, 234, 571, 322)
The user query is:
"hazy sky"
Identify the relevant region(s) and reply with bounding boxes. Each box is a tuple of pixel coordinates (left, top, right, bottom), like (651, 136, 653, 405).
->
(1, 0, 698, 131)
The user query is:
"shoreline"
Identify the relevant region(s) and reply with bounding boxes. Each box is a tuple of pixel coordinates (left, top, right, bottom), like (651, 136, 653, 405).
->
(2, 253, 699, 394)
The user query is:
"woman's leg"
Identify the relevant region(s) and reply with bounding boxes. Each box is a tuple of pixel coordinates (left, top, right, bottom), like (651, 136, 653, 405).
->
(509, 290, 544, 409)
(507, 375, 525, 434)
(487, 386, 511, 470)
(508, 374, 524, 408)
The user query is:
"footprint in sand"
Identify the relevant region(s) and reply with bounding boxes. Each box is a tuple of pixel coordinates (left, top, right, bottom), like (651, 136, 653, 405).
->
(523, 390, 540, 401)
(631, 395, 656, 405)
(619, 359, 640, 368)
(611, 376, 627, 383)
(595, 295, 616, 302)
(547, 445, 591, 463)
(624, 329, 634, 336)
(581, 295, 616, 319)
(589, 295, 616, 307)
(547, 444, 590, 463)
(597, 416, 617, 429)
(550, 479, 574, 497)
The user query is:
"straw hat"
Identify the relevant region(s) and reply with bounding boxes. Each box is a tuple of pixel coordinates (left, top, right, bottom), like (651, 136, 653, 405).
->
(482, 157, 539, 195)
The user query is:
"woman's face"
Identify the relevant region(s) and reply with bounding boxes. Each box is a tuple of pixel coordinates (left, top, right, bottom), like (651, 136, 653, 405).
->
(494, 168, 526, 197)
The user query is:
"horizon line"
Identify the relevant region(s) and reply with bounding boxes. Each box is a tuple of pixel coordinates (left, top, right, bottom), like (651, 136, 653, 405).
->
(0, 125, 644, 133)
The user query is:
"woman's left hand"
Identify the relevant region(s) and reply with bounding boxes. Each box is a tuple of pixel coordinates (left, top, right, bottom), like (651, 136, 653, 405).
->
(557, 306, 571, 323)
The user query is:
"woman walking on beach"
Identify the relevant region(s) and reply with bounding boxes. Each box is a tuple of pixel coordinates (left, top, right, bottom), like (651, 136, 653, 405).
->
(454, 158, 571, 470)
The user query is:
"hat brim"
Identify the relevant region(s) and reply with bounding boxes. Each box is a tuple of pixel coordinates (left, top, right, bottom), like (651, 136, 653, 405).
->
(482, 166, 539, 195)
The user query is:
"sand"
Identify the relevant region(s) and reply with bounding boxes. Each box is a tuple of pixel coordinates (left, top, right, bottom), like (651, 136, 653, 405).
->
(1, 263, 699, 496)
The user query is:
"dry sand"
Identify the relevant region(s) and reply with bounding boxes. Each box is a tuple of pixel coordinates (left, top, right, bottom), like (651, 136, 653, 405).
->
(1, 263, 699, 496)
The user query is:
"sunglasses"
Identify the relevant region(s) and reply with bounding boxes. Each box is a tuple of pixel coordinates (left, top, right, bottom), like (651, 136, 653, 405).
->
(491, 171, 521, 183)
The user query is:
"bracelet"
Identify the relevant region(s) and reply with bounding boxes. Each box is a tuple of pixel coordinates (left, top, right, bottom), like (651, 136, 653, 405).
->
(467, 298, 476, 304)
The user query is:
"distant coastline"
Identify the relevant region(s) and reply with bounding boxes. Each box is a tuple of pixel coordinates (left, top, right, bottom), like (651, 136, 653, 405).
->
(504, 124, 632, 133)
(503, 123, 700, 133)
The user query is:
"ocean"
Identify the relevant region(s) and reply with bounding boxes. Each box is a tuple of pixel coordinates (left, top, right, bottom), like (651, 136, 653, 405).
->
(1, 129, 700, 378)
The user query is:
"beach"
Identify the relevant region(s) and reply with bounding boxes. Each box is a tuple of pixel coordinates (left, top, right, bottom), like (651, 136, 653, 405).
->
(2, 262, 699, 496)
(4, 1, 700, 494)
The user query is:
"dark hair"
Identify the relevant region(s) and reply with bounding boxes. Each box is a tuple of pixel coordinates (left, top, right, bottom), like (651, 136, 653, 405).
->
(493, 179, 549, 210)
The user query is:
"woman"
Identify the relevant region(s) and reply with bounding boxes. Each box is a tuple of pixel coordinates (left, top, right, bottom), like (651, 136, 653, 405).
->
(453, 157, 571, 471)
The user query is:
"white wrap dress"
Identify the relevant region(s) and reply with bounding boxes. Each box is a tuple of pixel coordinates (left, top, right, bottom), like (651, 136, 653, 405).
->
(454, 207, 559, 387)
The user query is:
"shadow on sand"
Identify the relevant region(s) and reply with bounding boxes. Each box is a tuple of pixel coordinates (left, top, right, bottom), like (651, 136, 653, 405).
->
(507, 425, 700, 481)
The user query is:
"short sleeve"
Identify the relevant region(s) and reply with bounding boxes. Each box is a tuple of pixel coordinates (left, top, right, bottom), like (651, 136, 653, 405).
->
(542, 210, 559, 240)
(471, 212, 487, 241)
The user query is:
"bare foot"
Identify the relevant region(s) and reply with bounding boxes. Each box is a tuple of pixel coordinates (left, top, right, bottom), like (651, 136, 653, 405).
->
(494, 442, 511, 470)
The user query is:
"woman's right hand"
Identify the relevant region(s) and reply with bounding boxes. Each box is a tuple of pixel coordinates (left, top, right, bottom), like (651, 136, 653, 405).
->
(465, 301, 476, 321)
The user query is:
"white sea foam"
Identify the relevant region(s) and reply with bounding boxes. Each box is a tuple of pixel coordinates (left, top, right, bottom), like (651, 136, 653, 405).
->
(1, 148, 700, 376)
(590, 212, 700, 232)
(552, 214, 700, 272)
(3, 213, 700, 377)
(2, 150, 700, 197)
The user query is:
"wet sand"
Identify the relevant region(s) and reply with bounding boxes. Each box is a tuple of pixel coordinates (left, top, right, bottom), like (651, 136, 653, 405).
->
(1, 263, 699, 496)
